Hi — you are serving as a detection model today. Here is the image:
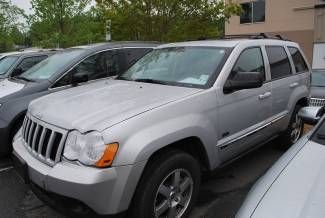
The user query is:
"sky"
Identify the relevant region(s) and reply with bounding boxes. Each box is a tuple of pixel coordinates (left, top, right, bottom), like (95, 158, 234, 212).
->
(12, 0, 33, 15)
(11, 0, 96, 15)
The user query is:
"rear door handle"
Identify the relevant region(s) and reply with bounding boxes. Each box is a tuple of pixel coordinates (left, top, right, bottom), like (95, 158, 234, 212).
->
(290, 82, 299, 88)
(259, 92, 271, 100)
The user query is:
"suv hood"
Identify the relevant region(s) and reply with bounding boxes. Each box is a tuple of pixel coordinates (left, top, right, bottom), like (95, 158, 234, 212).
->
(0, 79, 25, 99)
(252, 140, 325, 218)
(29, 79, 201, 132)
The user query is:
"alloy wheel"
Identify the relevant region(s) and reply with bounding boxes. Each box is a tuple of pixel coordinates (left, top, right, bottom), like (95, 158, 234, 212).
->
(154, 169, 194, 218)
(290, 114, 303, 143)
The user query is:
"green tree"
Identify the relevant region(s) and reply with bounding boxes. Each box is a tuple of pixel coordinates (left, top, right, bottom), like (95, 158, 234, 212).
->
(0, 0, 26, 51)
(29, 0, 102, 47)
(96, 0, 241, 42)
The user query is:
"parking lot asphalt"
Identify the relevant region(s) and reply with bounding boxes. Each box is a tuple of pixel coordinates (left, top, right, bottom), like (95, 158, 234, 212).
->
(0, 141, 285, 218)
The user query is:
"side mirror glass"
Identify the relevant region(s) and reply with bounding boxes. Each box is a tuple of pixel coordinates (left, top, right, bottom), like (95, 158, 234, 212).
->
(224, 71, 264, 93)
(11, 68, 23, 77)
(71, 72, 88, 87)
(298, 106, 325, 125)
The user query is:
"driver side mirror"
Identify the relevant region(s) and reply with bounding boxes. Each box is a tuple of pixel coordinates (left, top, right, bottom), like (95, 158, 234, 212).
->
(298, 106, 325, 125)
(224, 71, 264, 93)
(71, 71, 88, 87)
(11, 68, 23, 77)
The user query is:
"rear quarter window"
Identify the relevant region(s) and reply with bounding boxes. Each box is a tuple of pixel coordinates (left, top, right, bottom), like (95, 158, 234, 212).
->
(288, 47, 308, 73)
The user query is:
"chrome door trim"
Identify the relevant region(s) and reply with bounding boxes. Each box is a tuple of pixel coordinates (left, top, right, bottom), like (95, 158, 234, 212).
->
(218, 113, 287, 149)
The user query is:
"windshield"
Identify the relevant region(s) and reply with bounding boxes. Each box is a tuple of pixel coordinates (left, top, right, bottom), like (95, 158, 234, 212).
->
(118, 47, 229, 88)
(311, 71, 325, 87)
(19, 49, 85, 81)
(0, 56, 19, 75)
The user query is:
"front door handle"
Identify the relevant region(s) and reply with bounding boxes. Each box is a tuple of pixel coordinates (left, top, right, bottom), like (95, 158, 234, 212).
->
(290, 82, 299, 88)
(259, 92, 271, 100)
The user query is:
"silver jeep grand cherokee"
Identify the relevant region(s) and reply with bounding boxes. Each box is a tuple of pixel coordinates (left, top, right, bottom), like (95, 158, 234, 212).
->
(13, 38, 311, 218)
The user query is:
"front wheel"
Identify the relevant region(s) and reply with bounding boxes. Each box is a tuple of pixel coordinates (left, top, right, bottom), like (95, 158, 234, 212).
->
(130, 150, 201, 218)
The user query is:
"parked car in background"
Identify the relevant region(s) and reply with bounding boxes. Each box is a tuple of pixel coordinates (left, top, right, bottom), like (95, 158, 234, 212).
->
(12, 36, 311, 218)
(0, 51, 21, 60)
(237, 106, 325, 218)
(309, 69, 325, 106)
(0, 42, 158, 156)
(0, 52, 19, 60)
(312, 42, 325, 70)
(0, 50, 56, 80)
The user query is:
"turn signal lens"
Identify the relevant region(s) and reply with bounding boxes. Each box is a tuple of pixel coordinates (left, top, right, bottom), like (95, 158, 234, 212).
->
(95, 143, 119, 168)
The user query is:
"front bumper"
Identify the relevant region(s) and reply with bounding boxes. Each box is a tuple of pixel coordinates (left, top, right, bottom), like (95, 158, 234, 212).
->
(29, 182, 126, 218)
(0, 117, 10, 156)
(309, 97, 325, 107)
(13, 136, 146, 215)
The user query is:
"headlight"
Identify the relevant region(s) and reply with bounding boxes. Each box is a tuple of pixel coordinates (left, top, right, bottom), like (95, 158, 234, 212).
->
(63, 130, 119, 168)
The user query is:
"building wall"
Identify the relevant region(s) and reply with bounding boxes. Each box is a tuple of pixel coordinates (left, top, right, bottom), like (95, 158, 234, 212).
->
(314, 2, 325, 42)
(225, 0, 315, 62)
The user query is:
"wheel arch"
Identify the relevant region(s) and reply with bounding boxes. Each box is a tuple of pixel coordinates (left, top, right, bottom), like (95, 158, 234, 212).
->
(9, 110, 26, 140)
(144, 136, 211, 172)
(296, 97, 308, 107)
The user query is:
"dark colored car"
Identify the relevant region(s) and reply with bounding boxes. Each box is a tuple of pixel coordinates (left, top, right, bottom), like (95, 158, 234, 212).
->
(309, 69, 325, 106)
(0, 42, 159, 156)
(0, 50, 56, 80)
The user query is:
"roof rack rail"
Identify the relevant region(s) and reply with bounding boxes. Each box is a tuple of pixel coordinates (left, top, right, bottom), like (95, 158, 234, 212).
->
(222, 33, 291, 41)
(222, 33, 268, 39)
(274, 34, 291, 41)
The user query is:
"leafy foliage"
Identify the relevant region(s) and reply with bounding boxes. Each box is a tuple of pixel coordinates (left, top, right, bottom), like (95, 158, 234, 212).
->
(29, 0, 104, 48)
(0, 0, 241, 51)
(96, 0, 242, 42)
(0, 0, 27, 52)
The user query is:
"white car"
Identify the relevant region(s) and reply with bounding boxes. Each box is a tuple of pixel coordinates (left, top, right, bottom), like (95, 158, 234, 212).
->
(237, 106, 325, 218)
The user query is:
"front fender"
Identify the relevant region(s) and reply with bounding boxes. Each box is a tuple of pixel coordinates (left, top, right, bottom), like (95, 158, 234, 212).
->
(106, 113, 220, 169)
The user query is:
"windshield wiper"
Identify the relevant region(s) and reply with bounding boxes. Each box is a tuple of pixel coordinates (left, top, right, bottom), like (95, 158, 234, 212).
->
(116, 76, 133, 81)
(14, 76, 35, 82)
(133, 78, 168, 85)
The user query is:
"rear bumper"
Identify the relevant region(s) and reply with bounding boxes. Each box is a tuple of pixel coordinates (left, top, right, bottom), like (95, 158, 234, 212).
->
(13, 135, 146, 215)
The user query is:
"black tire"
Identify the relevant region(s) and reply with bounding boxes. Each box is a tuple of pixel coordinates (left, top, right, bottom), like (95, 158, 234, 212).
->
(279, 104, 304, 149)
(130, 149, 201, 218)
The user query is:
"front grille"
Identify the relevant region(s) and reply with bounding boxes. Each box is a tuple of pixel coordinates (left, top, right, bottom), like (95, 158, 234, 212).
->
(309, 98, 325, 107)
(21, 114, 68, 166)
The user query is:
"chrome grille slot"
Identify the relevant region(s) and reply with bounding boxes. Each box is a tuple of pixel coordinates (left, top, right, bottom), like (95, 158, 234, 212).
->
(309, 98, 325, 107)
(21, 114, 67, 166)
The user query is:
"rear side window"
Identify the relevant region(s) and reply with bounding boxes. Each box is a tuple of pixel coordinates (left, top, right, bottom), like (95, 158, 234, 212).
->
(266, 46, 292, 80)
(288, 47, 308, 73)
(17, 55, 48, 72)
(53, 50, 120, 88)
(125, 48, 152, 67)
(232, 47, 265, 80)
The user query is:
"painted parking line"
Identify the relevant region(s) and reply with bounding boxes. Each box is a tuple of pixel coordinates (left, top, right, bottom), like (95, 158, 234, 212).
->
(0, 166, 13, 173)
